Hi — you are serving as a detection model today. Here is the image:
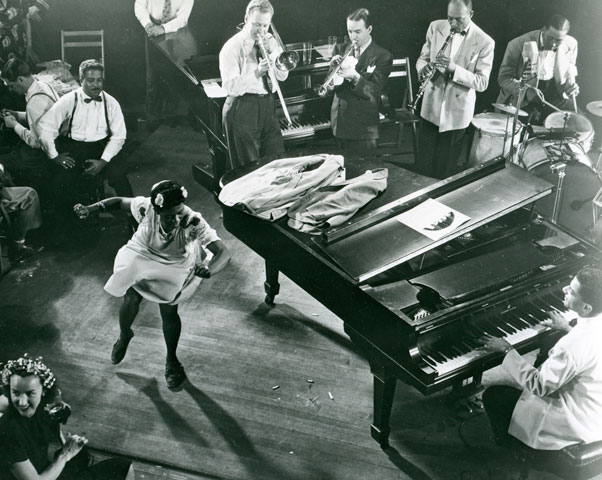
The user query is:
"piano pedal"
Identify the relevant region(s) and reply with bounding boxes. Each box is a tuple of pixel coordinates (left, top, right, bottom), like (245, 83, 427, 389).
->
(445, 377, 485, 420)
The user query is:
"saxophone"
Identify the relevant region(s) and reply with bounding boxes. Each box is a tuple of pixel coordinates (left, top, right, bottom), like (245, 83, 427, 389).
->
(408, 30, 457, 113)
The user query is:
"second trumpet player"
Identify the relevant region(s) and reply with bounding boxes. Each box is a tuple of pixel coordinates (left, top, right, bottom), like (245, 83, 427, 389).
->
(329, 8, 392, 158)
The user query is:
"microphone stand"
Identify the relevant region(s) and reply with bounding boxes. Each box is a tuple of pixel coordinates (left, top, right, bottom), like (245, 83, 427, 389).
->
(523, 84, 570, 224)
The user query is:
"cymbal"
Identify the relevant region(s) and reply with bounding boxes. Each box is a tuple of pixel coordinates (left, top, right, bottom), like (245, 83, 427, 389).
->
(586, 100, 602, 117)
(492, 103, 528, 117)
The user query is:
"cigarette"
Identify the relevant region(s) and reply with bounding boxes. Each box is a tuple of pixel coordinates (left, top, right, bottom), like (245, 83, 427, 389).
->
(306, 379, 314, 384)
(272, 385, 280, 390)
(328, 391, 334, 400)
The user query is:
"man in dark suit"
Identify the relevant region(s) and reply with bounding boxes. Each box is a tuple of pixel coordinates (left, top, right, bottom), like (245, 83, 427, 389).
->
(330, 8, 392, 158)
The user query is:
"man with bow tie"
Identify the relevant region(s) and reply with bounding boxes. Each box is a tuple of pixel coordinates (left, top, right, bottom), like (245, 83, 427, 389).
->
(416, 0, 494, 179)
(497, 15, 579, 124)
(38, 59, 132, 211)
(329, 8, 392, 159)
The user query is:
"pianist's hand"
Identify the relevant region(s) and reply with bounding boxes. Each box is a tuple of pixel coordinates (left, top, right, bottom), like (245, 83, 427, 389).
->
(481, 334, 512, 354)
(541, 311, 572, 333)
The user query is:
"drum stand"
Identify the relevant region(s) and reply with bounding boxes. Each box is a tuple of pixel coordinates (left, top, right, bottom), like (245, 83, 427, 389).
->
(509, 85, 527, 165)
(547, 108, 571, 224)
(550, 161, 567, 224)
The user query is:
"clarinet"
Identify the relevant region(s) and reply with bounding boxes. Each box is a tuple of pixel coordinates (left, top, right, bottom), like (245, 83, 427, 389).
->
(409, 30, 457, 113)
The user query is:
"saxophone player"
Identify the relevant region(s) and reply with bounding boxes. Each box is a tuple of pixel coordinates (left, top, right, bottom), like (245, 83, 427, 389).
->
(415, 0, 494, 179)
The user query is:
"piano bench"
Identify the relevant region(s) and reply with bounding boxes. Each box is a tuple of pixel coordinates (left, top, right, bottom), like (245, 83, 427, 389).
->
(518, 441, 602, 480)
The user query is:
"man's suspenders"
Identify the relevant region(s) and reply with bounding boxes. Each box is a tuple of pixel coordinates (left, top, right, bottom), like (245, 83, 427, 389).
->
(67, 91, 112, 139)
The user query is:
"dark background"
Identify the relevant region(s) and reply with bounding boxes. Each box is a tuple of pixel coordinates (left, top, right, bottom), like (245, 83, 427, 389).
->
(36, 0, 601, 112)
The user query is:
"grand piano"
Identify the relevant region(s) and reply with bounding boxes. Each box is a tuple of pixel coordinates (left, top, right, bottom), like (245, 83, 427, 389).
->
(212, 156, 600, 447)
(148, 28, 601, 448)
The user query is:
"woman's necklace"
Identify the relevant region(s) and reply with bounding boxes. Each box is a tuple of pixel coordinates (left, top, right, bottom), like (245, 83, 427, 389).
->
(158, 221, 175, 240)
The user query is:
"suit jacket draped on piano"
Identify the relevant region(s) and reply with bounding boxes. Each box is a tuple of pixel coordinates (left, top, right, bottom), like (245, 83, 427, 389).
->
(331, 41, 393, 140)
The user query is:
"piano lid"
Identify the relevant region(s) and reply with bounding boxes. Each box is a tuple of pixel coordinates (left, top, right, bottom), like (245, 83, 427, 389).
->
(314, 161, 554, 283)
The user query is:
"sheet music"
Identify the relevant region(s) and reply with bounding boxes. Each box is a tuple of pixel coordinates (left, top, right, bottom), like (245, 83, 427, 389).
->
(395, 198, 471, 241)
(202, 80, 227, 98)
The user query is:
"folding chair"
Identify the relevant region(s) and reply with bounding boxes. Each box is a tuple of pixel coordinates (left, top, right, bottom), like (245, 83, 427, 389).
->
(61, 30, 105, 69)
(378, 57, 421, 162)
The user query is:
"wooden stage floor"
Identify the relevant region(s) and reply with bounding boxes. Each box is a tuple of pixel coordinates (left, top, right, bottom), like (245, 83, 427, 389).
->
(0, 123, 582, 480)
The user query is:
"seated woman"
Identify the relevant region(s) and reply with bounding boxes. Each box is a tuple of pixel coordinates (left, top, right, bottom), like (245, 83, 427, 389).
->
(0, 354, 133, 479)
(74, 180, 231, 390)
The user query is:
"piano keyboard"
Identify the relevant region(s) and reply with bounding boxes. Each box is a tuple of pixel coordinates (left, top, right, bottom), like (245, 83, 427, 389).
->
(420, 287, 574, 376)
(280, 116, 330, 139)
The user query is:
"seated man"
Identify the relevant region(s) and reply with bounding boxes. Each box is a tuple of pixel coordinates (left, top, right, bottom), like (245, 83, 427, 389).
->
(0, 164, 40, 259)
(496, 14, 579, 124)
(37, 59, 133, 212)
(1, 57, 60, 205)
(482, 267, 602, 452)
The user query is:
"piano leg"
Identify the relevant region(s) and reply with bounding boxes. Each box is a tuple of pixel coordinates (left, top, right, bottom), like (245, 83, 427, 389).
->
(370, 363, 396, 449)
(264, 261, 280, 306)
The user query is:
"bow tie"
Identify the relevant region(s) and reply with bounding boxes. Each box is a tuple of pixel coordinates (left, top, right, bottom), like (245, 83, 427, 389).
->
(84, 96, 102, 103)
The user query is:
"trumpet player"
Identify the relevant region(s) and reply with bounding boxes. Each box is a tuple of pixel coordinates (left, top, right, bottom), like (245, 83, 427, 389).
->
(329, 8, 392, 158)
(416, 0, 494, 179)
(219, 0, 287, 169)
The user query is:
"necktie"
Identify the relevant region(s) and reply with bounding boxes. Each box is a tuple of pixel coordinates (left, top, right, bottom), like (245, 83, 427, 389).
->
(161, 0, 173, 23)
(353, 46, 360, 58)
(84, 96, 102, 103)
(254, 43, 273, 93)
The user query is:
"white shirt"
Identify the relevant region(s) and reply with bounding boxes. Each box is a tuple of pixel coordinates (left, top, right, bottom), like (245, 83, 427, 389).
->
(355, 38, 372, 57)
(504, 314, 602, 450)
(13, 80, 59, 149)
(38, 87, 127, 162)
(219, 28, 287, 97)
(450, 24, 470, 61)
(134, 0, 194, 34)
(537, 32, 557, 81)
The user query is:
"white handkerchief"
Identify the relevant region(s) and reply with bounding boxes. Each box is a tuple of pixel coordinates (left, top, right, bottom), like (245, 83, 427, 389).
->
(366, 65, 376, 74)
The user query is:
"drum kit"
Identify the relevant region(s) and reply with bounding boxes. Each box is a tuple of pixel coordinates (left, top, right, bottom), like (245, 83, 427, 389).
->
(469, 97, 602, 238)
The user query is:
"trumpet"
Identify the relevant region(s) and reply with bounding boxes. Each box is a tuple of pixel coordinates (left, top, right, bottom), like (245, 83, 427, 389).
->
(408, 30, 457, 113)
(316, 42, 357, 97)
(256, 23, 299, 125)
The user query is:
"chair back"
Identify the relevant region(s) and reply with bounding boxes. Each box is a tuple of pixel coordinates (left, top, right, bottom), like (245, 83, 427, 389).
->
(386, 57, 415, 111)
(61, 30, 105, 74)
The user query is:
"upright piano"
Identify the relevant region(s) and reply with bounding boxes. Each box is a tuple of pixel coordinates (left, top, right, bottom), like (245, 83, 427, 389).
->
(146, 28, 338, 191)
(209, 156, 600, 447)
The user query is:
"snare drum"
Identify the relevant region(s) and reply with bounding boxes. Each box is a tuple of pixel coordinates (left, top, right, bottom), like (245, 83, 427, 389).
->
(468, 113, 522, 166)
(544, 111, 594, 153)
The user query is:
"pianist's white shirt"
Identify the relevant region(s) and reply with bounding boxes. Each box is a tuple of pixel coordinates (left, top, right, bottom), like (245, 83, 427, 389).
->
(503, 313, 602, 450)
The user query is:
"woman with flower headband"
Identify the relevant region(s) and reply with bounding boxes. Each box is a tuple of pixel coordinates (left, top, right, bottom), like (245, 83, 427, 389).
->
(73, 180, 230, 390)
(0, 354, 132, 479)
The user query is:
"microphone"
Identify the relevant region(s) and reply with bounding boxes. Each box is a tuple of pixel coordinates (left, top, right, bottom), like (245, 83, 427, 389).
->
(521, 41, 539, 77)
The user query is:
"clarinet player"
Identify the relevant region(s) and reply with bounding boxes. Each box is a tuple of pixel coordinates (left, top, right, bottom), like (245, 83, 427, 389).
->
(415, 0, 494, 179)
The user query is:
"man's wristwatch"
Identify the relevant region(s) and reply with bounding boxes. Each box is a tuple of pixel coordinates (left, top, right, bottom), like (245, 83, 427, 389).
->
(503, 345, 513, 355)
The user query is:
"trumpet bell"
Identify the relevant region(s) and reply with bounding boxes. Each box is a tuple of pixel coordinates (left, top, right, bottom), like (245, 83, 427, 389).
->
(275, 50, 299, 71)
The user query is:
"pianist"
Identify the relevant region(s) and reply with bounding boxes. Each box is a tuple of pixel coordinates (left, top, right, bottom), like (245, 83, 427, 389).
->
(329, 8, 392, 158)
(219, 0, 286, 169)
(481, 267, 602, 451)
